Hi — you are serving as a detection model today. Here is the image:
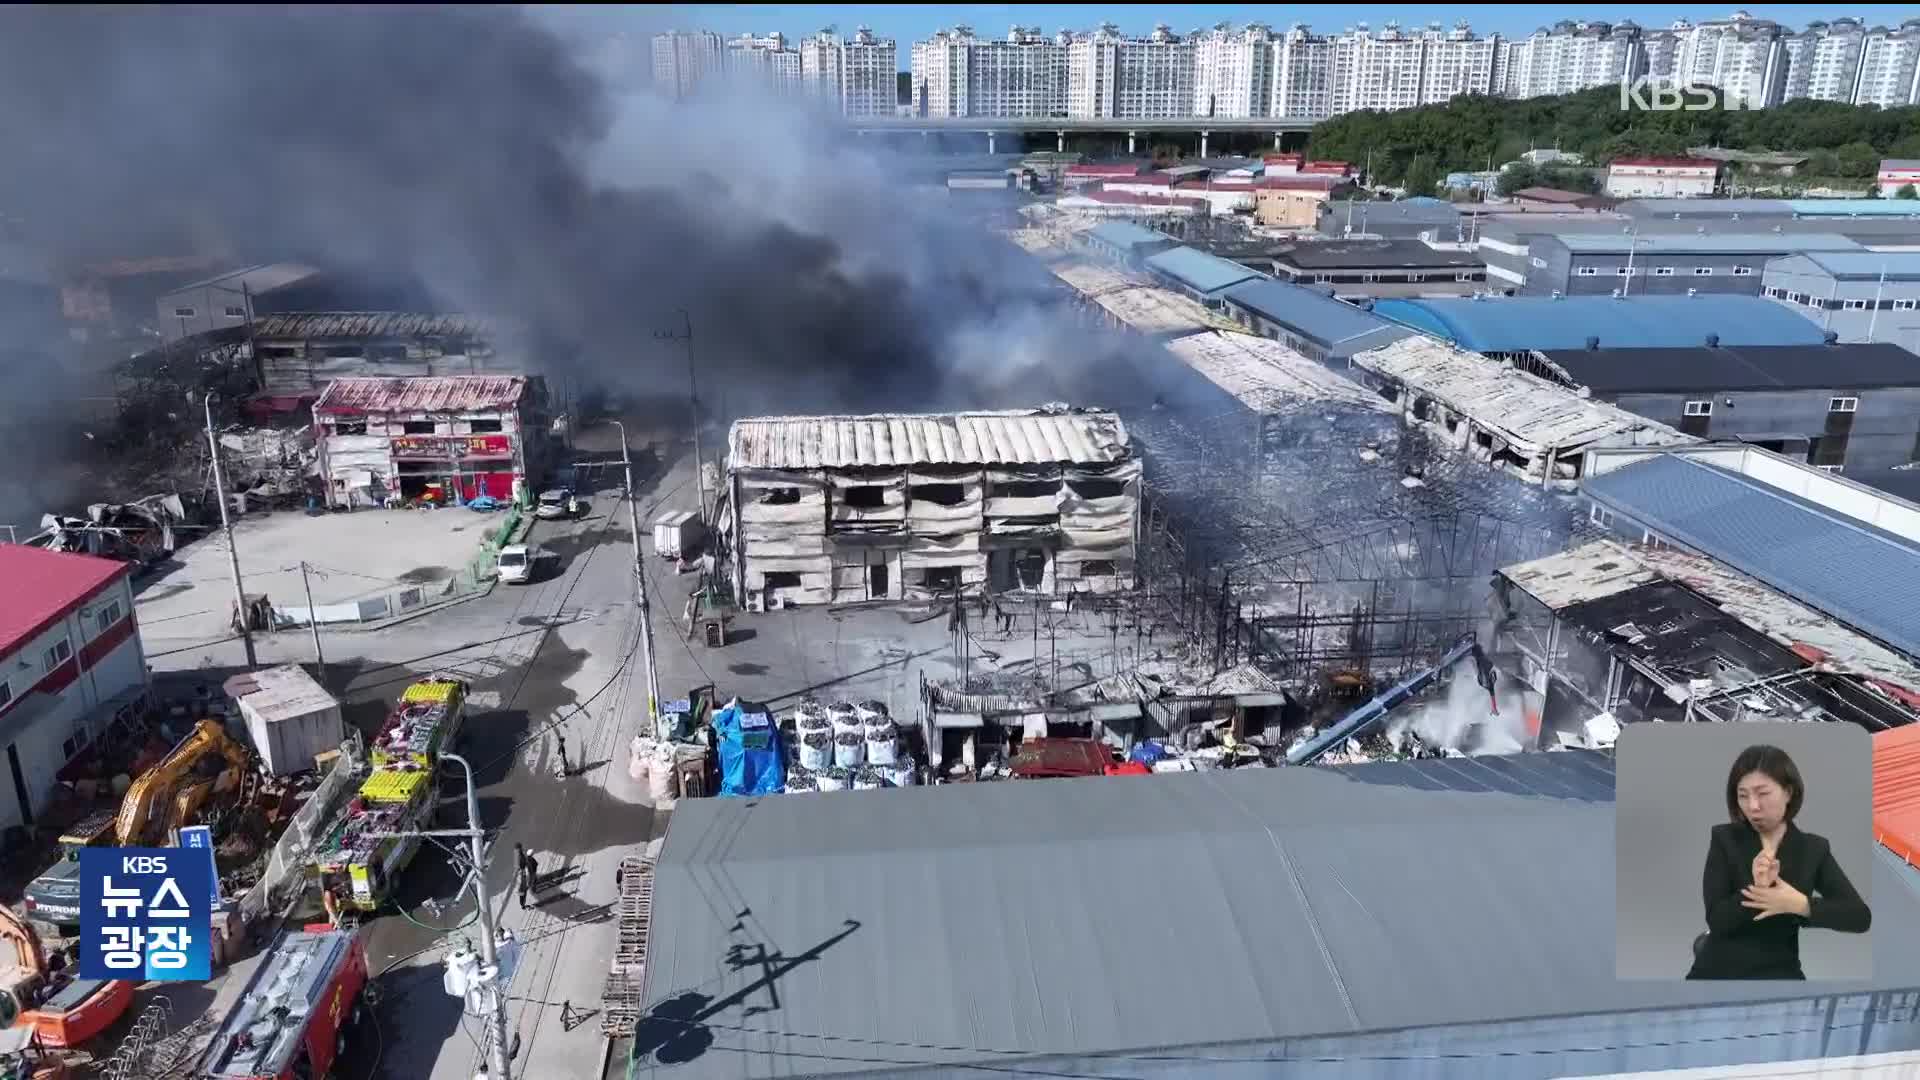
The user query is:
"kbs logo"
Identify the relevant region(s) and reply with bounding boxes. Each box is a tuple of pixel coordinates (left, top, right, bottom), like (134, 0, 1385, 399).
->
(1618, 78, 1757, 112)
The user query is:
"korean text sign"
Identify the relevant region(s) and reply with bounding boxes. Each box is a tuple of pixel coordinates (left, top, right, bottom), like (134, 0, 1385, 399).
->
(79, 848, 212, 980)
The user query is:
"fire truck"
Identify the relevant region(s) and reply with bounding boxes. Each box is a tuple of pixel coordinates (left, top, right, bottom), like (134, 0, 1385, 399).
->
(195, 928, 368, 1080)
(310, 767, 436, 913)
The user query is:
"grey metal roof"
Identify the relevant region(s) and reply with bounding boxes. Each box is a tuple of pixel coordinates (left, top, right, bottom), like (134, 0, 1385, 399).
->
(1791, 251, 1920, 279)
(1087, 221, 1170, 252)
(637, 752, 1920, 1080)
(726, 408, 1132, 470)
(1220, 279, 1412, 350)
(1552, 232, 1862, 255)
(1540, 342, 1920, 394)
(1583, 453, 1920, 657)
(1144, 246, 1265, 295)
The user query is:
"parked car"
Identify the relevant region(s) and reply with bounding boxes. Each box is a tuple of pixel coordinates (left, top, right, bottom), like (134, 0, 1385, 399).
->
(534, 488, 579, 520)
(497, 544, 538, 584)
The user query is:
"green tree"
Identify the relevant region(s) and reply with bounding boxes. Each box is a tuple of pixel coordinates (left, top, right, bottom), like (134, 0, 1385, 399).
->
(1836, 141, 1881, 178)
(1495, 162, 1538, 196)
(1804, 148, 1841, 176)
(1899, 184, 1919, 200)
(1401, 153, 1441, 196)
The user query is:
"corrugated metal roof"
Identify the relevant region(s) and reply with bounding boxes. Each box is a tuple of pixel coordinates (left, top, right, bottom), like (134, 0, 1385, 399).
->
(726, 409, 1132, 470)
(251, 312, 493, 340)
(1553, 232, 1862, 254)
(639, 750, 1920, 1080)
(1793, 251, 1920, 279)
(0, 546, 127, 659)
(1540, 342, 1920, 394)
(1876, 725, 1920, 866)
(1222, 279, 1412, 350)
(312, 375, 527, 413)
(1372, 295, 1830, 353)
(1165, 331, 1393, 414)
(1143, 246, 1265, 295)
(1352, 337, 1694, 453)
(1787, 198, 1920, 216)
(1583, 453, 1920, 658)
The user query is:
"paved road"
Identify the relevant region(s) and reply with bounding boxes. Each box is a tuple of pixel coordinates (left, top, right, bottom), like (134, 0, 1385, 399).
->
(138, 436, 689, 1078)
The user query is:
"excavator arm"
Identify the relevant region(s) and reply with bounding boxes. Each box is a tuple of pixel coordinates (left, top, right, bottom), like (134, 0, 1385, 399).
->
(0, 904, 47, 977)
(1286, 633, 1500, 766)
(114, 720, 252, 848)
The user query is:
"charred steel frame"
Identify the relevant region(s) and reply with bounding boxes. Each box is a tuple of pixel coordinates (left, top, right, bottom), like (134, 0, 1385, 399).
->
(1130, 402, 1576, 691)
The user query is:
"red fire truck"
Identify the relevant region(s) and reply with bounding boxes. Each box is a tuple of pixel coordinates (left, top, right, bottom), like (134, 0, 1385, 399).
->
(195, 928, 369, 1080)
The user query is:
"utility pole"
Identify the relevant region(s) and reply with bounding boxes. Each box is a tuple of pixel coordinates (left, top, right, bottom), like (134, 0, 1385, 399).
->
(205, 394, 258, 668)
(613, 422, 662, 729)
(448, 753, 513, 1079)
(299, 562, 325, 671)
(652, 311, 707, 521)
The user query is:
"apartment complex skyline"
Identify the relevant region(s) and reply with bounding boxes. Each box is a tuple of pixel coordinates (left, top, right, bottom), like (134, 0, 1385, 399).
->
(651, 25, 897, 116)
(656, 11, 1920, 122)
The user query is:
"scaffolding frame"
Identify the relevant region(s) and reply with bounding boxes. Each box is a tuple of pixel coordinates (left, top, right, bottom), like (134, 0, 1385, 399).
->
(1128, 394, 1586, 692)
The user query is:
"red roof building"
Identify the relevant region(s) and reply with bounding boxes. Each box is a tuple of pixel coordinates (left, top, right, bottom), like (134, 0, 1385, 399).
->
(0, 545, 147, 830)
(312, 375, 552, 507)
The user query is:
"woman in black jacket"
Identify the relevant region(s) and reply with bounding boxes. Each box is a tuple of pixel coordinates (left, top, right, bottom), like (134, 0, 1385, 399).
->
(1687, 744, 1872, 980)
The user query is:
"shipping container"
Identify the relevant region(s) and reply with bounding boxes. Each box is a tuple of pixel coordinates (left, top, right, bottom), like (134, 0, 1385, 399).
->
(653, 509, 705, 560)
(224, 665, 345, 777)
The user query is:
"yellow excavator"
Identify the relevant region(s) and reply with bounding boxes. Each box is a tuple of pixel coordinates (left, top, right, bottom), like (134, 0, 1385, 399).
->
(112, 719, 256, 849)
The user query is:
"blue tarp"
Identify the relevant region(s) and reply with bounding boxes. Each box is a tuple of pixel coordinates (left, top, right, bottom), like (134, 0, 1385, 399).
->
(714, 701, 784, 797)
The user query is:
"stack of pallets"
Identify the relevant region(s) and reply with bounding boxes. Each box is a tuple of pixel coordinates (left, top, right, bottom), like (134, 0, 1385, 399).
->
(601, 855, 654, 1036)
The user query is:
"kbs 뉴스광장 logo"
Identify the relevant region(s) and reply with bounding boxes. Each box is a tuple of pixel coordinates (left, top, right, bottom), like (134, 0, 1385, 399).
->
(78, 848, 215, 981)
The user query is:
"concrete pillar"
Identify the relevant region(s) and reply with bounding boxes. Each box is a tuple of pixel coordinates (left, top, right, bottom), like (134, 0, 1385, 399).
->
(986, 130, 995, 154)
(1274, 131, 1283, 149)
(1128, 130, 1137, 154)
(1057, 130, 1066, 153)
(1200, 130, 1210, 158)
(921, 130, 929, 140)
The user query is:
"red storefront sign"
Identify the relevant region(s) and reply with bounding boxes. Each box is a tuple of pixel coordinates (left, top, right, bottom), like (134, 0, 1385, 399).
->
(390, 435, 513, 459)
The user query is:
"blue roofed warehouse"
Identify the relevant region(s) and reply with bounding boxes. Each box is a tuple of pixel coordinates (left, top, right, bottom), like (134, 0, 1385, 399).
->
(1372, 294, 1830, 358)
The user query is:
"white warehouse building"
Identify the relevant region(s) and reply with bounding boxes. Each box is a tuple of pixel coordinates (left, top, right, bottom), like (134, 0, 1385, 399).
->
(718, 407, 1141, 609)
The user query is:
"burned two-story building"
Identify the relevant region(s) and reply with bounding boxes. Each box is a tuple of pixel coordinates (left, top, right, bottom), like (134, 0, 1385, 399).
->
(312, 375, 550, 508)
(718, 408, 1140, 609)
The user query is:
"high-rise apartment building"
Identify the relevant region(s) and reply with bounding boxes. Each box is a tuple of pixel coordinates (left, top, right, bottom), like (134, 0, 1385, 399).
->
(1418, 21, 1502, 103)
(726, 32, 804, 94)
(838, 26, 898, 117)
(1066, 24, 1196, 120)
(1782, 18, 1867, 102)
(1500, 20, 1647, 99)
(1272, 25, 1338, 120)
(1855, 19, 1920, 108)
(910, 26, 1070, 118)
(1329, 23, 1428, 113)
(799, 28, 842, 100)
(1193, 23, 1276, 118)
(652, 27, 894, 114)
(1642, 28, 1684, 79)
(652, 30, 726, 100)
(1673, 11, 1791, 108)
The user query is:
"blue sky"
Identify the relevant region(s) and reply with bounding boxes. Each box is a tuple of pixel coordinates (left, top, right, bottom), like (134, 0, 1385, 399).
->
(544, 5, 1920, 68)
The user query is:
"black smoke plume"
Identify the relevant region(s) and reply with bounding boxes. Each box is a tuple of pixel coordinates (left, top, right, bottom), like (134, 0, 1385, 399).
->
(0, 8, 1141, 525)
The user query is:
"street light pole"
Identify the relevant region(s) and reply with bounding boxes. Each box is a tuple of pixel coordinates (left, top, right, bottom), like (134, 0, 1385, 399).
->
(442, 752, 514, 1079)
(205, 394, 258, 668)
(613, 422, 662, 729)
